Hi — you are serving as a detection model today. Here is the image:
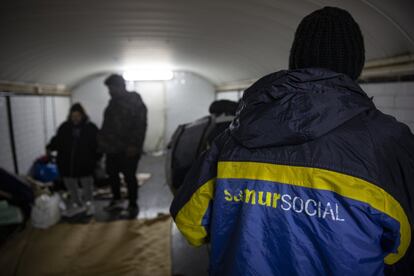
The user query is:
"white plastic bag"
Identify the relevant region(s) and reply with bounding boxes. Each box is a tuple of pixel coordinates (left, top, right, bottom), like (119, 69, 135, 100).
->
(31, 193, 61, 229)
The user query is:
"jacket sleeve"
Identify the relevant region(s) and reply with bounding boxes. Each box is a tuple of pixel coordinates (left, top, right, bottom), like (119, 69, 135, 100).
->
(97, 105, 113, 153)
(384, 124, 414, 274)
(47, 123, 65, 151)
(88, 123, 102, 161)
(170, 136, 221, 247)
(129, 98, 147, 151)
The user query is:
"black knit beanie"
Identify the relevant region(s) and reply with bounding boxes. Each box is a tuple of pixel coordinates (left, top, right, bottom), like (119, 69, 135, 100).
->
(289, 7, 365, 80)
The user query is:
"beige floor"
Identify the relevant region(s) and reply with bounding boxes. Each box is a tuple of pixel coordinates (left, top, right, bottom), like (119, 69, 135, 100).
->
(0, 215, 172, 276)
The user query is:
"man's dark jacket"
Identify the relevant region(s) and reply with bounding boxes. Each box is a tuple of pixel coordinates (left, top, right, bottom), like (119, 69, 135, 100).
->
(170, 68, 414, 275)
(47, 120, 99, 177)
(99, 91, 147, 154)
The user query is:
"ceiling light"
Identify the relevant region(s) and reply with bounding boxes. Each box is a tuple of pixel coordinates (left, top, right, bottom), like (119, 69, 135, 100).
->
(123, 69, 173, 81)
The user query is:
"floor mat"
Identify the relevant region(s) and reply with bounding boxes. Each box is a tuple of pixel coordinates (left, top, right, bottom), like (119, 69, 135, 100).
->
(0, 215, 172, 276)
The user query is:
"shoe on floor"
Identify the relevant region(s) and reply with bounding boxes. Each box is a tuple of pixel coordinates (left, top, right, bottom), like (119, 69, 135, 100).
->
(62, 205, 86, 218)
(119, 203, 139, 219)
(104, 200, 123, 212)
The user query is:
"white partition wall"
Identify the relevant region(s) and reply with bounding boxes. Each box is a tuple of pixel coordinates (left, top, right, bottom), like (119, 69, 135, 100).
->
(53, 96, 71, 127)
(11, 96, 47, 174)
(0, 97, 15, 173)
(216, 91, 241, 102)
(43, 96, 56, 142)
(165, 72, 215, 143)
(70, 76, 109, 129)
(135, 82, 166, 151)
(0, 94, 70, 174)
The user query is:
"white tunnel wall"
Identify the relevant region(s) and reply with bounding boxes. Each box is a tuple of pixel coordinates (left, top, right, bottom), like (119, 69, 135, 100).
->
(69, 75, 110, 129)
(165, 72, 216, 143)
(0, 97, 14, 173)
(134, 82, 166, 152)
(0, 95, 70, 174)
(361, 82, 414, 132)
(71, 71, 215, 153)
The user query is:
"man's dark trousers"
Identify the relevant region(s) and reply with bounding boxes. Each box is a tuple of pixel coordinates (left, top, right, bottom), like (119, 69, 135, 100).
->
(106, 153, 140, 205)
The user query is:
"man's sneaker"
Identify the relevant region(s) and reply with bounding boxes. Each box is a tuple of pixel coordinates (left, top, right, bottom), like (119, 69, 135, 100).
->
(104, 200, 123, 211)
(62, 204, 86, 218)
(128, 203, 139, 211)
(124, 203, 139, 219)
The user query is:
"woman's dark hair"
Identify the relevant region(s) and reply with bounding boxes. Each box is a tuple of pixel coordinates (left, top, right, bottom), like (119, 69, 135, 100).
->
(67, 102, 89, 122)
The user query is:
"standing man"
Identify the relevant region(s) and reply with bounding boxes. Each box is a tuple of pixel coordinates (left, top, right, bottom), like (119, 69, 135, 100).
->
(170, 7, 414, 275)
(99, 74, 147, 217)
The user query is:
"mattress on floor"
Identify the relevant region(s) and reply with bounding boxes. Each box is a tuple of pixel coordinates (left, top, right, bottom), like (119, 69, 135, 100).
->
(0, 215, 172, 276)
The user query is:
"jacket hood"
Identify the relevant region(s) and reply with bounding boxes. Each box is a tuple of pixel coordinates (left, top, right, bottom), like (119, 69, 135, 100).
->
(230, 68, 374, 148)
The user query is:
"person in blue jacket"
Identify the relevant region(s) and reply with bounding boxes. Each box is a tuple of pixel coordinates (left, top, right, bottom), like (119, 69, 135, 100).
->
(170, 7, 414, 276)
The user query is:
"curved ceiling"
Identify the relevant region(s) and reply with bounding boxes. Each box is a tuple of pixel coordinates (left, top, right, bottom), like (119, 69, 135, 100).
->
(0, 0, 413, 87)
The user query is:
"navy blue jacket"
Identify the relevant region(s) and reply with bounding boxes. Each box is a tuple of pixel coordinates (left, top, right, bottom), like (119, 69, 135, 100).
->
(170, 69, 414, 275)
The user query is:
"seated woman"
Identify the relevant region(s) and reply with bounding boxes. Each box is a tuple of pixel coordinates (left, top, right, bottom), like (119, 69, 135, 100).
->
(47, 103, 100, 215)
